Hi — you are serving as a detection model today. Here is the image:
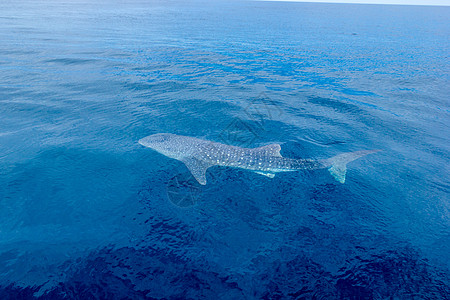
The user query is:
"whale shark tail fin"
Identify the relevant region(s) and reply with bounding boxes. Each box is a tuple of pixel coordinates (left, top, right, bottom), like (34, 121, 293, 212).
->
(327, 150, 381, 183)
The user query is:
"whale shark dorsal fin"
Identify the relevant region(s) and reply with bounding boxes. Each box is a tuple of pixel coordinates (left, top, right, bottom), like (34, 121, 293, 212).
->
(254, 144, 282, 157)
(181, 157, 212, 185)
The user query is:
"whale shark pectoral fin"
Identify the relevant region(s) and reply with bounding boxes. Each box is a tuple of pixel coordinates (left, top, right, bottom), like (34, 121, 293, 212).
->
(254, 144, 282, 157)
(181, 157, 212, 185)
(328, 165, 347, 184)
(254, 171, 276, 178)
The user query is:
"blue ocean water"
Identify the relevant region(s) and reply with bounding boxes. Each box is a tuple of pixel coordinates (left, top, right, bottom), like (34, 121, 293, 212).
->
(0, 0, 449, 298)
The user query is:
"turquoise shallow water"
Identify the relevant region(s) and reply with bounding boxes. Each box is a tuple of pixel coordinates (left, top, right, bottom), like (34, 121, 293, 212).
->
(0, 0, 449, 298)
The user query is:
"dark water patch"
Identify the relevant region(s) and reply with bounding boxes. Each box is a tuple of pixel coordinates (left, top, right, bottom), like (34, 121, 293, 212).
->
(43, 246, 244, 299)
(58, 81, 122, 96)
(44, 58, 99, 65)
(0, 285, 38, 300)
(309, 95, 370, 117)
(132, 64, 172, 72)
(124, 80, 188, 94)
(1, 237, 447, 299)
(3, 231, 446, 299)
(335, 246, 450, 299)
(341, 88, 376, 96)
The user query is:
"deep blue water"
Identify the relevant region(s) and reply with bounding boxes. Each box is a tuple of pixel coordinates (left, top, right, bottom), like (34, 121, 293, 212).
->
(0, 0, 449, 298)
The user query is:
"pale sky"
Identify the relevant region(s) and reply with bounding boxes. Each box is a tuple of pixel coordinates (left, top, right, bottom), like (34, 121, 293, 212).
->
(261, 0, 450, 6)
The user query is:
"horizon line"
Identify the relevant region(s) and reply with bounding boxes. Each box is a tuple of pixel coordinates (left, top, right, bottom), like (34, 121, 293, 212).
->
(254, 0, 450, 7)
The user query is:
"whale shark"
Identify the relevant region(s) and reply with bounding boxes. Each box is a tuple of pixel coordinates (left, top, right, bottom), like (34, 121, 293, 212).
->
(139, 133, 380, 185)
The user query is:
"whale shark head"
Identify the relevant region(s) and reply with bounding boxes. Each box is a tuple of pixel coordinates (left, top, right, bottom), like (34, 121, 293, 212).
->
(138, 133, 194, 159)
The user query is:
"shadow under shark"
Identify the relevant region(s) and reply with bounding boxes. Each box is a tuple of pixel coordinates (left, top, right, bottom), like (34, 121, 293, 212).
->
(139, 133, 380, 185)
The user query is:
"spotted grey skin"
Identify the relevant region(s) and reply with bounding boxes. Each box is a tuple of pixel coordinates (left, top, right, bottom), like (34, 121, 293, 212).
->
(139, 133, 380, 185)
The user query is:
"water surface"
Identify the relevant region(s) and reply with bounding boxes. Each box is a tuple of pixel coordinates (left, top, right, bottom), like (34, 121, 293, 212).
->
(0, 0, 449, 298)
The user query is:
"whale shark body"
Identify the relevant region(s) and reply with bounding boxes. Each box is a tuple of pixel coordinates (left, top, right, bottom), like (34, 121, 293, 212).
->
(139, 133, 380, 185)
